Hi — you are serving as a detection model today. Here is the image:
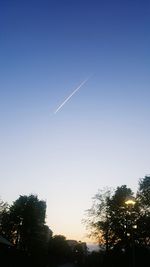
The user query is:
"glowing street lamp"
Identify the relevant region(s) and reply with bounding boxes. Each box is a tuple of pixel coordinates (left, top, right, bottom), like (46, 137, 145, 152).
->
(125, 197, 136, 206)
(125, 197, 136, 267)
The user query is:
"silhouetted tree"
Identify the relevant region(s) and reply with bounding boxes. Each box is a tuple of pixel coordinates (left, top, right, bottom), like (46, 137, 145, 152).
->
(107, 185, 140, 247)
(136, 176, 150, 246)
(85, 188, 112, 250)
(73, 241, 87, 265)
(48, 235, 71, 264)
(85, 185, 140, 250)
(85, 178, 150, 267)
(137, 175, 150, 209)
(1, 194, 52, 266)
(0, 198, 9, 236)
(0, 198, 8, 214)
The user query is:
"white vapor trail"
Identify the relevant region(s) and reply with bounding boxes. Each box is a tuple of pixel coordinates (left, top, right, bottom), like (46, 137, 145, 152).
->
(54, 77, 89, 114)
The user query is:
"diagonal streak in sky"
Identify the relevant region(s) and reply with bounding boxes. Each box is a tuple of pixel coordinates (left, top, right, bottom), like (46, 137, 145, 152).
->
(54, 78, 89, 114)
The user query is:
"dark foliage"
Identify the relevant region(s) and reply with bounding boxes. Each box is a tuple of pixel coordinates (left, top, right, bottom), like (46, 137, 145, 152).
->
(0, 194, 52, 267)
(85, 176, 150, 253)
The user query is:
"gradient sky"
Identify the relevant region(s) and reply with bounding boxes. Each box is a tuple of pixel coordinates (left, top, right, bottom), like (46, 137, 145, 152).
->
(0, 0, 150, 242)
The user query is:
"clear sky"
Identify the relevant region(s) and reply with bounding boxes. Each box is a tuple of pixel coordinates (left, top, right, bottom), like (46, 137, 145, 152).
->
(0, 0, 150, 242)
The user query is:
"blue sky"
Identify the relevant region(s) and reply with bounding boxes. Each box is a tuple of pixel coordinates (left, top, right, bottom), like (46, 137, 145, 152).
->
(0, 0, 150, 241)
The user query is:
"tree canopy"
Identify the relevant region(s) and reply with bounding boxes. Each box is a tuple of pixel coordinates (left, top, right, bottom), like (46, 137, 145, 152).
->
(0, 194, 52, 256)
(85, 176, 150, 250)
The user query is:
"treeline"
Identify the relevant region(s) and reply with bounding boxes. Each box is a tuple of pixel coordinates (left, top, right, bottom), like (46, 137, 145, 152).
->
(0, 195, 85, 267)
(0, 175, 150, 267)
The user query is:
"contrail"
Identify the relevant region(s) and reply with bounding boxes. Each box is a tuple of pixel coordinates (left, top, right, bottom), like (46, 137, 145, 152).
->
(54, 77, 90, 114)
